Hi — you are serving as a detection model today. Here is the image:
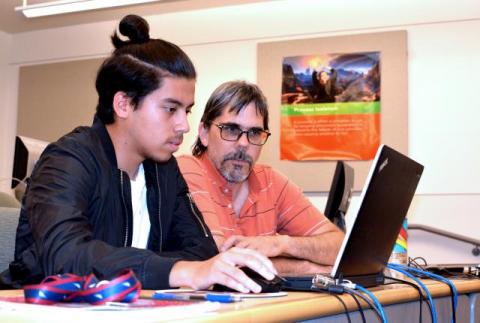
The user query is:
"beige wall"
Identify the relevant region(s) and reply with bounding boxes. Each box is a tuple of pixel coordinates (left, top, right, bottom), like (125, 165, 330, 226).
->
(0, 31, 18, 193)
(17, 58, 102, 142)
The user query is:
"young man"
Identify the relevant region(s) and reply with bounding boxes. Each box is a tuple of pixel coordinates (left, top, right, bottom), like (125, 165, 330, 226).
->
(178, 81, 345, 274)
(1, 15, 275, 293)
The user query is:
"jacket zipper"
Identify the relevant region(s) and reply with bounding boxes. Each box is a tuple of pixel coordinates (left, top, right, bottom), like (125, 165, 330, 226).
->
(187, 193, 209, 237)
(120, 171, 129, 247)
(154, 164, 163, 251)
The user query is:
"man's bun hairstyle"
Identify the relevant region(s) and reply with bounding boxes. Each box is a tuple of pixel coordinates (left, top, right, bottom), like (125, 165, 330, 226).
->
(112, 14, 150, 47)
(95, 14, 196, 124)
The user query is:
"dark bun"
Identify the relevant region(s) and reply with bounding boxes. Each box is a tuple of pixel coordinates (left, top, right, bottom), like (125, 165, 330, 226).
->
(119, 14, 150, 43)
(112, 14, 150, 48)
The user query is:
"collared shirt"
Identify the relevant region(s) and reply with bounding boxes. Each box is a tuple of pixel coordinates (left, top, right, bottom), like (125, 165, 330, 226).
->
(177, 154, 328, 240)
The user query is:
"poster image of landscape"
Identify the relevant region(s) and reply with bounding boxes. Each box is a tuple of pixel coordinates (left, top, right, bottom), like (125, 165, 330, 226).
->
(281, 51, 381, 161)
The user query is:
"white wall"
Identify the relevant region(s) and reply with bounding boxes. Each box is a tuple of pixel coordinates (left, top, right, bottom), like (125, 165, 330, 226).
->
(1, 1, 480, 253)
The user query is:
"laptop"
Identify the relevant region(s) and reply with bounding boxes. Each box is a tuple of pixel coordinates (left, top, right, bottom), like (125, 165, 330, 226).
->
(283, 144, 424, 288)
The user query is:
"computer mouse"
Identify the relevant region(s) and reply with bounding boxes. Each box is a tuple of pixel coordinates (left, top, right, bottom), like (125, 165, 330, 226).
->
(212, 266, 283, 293)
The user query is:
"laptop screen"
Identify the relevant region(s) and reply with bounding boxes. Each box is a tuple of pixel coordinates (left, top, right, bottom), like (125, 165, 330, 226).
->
(330, 145, 424, 285)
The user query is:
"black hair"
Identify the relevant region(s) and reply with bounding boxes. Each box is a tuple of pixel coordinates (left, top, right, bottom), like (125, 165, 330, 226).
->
(192, 80, 269, 157)
(95, 14, 196, 124)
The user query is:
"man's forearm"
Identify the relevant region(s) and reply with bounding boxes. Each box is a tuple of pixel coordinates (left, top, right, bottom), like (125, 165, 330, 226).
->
(271, 257, 332, 275)
(281, 230, 344, 265)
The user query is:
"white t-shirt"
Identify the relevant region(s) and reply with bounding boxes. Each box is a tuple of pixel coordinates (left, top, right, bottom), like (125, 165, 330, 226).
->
(130, 164, 151, 249)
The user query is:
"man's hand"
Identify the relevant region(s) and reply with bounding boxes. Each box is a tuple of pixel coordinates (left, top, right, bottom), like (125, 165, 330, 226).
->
(221, 235, 289, 258)
(169, 247, 277, 293)
(221, 227, 344, 266)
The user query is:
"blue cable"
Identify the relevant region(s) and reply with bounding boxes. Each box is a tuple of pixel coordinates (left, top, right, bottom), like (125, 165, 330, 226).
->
(345, 288, 384, 323)
(389, 263, 458, 323)
(355, 284, 388, 323)
(387, 263, 437, 323)
(395, 265, 458, 309)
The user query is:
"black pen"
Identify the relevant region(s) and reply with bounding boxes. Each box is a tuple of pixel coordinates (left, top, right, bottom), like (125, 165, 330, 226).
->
(276, 274, 287, 282)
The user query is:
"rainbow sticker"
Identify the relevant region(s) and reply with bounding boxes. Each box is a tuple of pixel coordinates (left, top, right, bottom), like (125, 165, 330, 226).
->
(392, 218, 408, 253)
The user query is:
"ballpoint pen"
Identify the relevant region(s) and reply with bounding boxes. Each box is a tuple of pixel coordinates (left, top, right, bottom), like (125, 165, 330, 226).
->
(276, 274, 287, 282)
(149, 292, 242, 303)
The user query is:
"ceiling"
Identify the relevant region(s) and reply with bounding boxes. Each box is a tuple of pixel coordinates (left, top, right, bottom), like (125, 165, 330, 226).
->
(0, 0, 270, 34)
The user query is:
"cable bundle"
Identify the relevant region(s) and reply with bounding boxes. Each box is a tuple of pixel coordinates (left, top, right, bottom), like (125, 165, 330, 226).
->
(387, 263, 458, 323)
(311, 274, 388, 323)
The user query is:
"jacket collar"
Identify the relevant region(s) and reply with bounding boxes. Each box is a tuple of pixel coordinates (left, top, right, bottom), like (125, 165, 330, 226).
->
(91, 116, 118, 168)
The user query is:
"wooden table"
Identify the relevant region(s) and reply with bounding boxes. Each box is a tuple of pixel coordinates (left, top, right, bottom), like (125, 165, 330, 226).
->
(176, 279, 480, 322)
(0, 278, 479, 322)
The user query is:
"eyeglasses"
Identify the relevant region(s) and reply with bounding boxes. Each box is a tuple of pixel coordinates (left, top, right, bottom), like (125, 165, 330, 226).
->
(212, 122, 270, 146)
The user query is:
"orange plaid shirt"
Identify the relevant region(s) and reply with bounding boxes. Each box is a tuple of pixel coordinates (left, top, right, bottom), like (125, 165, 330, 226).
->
(178, 154, 329, 240)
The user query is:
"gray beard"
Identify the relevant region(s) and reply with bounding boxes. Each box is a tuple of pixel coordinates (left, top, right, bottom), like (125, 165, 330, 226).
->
(220, 149, 253, 183)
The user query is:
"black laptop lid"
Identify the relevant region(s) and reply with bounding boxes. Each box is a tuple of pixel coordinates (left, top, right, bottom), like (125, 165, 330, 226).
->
(331, 145, 424, 281)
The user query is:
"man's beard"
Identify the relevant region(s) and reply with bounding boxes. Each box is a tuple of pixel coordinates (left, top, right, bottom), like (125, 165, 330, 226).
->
(219, 148, 253, 183)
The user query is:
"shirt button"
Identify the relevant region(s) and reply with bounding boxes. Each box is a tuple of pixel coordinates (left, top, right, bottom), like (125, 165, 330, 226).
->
(227, 204, 232, 208)
(224, 188, 229, 193)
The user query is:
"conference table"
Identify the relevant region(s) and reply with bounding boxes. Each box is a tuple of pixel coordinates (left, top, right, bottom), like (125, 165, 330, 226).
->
(0, 278, 479, 322)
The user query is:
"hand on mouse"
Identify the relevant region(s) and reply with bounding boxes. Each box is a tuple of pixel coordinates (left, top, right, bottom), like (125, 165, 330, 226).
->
(169, 247, 277, 293)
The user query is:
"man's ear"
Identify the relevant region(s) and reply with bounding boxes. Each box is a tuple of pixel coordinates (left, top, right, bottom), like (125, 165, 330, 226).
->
(198, 122, 209, 147)
(112, 91, 131, 120)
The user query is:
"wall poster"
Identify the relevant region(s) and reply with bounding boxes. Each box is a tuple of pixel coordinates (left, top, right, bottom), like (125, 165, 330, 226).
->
(257, 31, 408, 192)
(281, 52, 381, 161)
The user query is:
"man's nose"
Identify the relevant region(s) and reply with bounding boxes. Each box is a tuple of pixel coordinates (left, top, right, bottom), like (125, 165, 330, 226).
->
(237, 131, 250, 146)
(176, 113, 190, 134)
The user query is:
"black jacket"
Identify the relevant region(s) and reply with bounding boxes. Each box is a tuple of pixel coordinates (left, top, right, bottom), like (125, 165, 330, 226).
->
(3, 118, 218, 289)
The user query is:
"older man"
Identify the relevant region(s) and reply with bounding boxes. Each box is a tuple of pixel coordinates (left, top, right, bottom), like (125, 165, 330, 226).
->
(178, 81, 344, 274)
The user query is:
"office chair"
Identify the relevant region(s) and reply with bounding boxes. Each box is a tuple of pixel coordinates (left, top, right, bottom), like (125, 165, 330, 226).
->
(0, 207, 20, 272)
